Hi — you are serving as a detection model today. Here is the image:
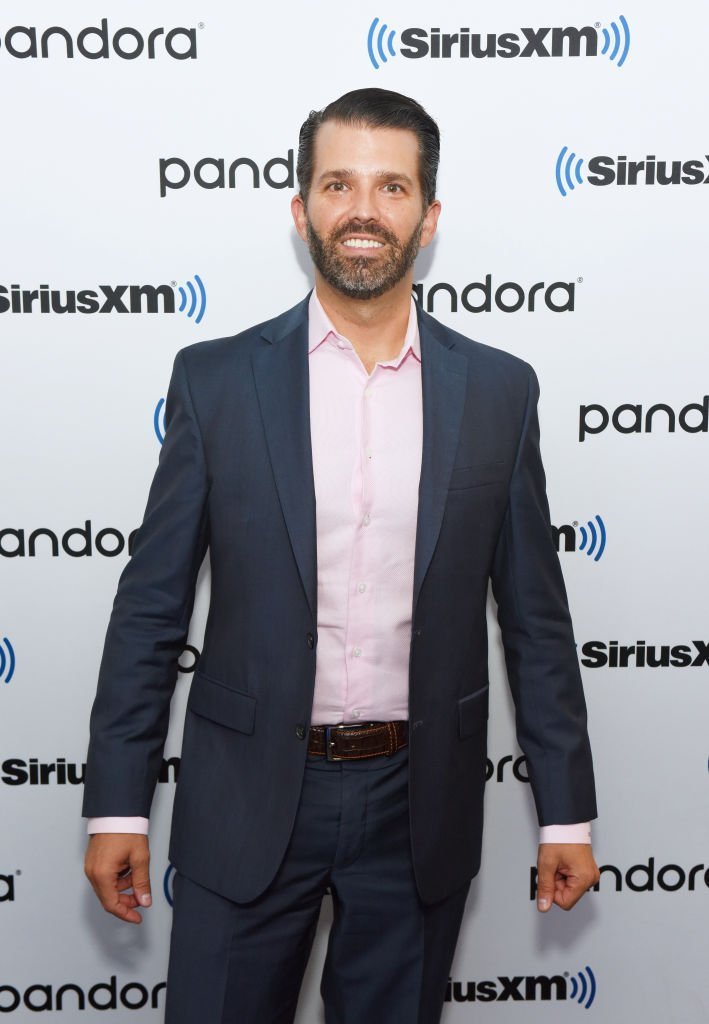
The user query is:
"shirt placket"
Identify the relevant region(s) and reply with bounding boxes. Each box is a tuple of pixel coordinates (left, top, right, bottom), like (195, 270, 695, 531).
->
(342, 360, 378, 721)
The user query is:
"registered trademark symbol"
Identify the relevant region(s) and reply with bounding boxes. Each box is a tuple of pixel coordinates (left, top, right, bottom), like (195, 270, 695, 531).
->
(594, 21, 601, 28)
(577, 276, 584, 284)
(171, 281, 177, 288)
(572, 521, 579, 528)
(198, 22, 205, 29)
(15, 869, 21, 876)
(564, 971, 570, 978)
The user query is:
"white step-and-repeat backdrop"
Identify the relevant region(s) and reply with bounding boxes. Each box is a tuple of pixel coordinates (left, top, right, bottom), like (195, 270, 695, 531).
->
(2, 1, 707, 1020)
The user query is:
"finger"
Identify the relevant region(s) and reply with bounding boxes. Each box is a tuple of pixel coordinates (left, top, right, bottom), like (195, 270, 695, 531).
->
(554, 870, 596, 911)
(92, 876, 144, 924)
(556, 884, 585, 911)
(128, 851, 152, 909)
(536, 862, 557, 912)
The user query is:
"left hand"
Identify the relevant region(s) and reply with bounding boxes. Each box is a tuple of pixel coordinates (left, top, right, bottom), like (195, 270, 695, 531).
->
(535, 843, 600, 912)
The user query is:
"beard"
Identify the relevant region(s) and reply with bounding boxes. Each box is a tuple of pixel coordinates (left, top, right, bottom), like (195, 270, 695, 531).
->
(305, 214, 425, 300)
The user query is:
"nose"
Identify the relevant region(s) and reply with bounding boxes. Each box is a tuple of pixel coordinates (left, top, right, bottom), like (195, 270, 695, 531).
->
(346, 184, 381, 226)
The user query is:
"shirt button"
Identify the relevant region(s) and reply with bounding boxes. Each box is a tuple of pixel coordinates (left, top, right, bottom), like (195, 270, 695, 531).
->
(366, 448, 373, 459)
(337, 339, 347, 349)
(352, 709, 361, 718)
(306, 632, 315, 649)
(357, 583, 367, 593)
(363, 513, 371, 526)
(295, 724, 306, 740)
(353, 647, 362, 657)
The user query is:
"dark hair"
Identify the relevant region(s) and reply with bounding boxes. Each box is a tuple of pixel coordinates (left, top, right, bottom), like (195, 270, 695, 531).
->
(296, 88, 440, 207)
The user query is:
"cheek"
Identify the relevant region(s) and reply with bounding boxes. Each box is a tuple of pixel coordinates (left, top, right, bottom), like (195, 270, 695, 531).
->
(308, 203, 348, 238)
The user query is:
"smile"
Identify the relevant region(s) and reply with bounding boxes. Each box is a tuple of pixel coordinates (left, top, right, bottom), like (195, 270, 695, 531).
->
(341, 238, 385, 249)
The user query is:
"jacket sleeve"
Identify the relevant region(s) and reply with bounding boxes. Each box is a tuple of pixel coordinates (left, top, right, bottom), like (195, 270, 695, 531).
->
(490, 366, 597, 826)
(82, 349, 210, 817)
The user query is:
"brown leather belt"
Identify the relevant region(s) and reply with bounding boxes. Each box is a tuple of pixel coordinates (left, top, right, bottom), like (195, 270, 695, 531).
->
(308, 721, 408, 761)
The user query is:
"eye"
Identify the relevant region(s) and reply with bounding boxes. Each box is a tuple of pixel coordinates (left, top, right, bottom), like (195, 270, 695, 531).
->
(384, 183, 404, 193)
(327, 181, 348, 192)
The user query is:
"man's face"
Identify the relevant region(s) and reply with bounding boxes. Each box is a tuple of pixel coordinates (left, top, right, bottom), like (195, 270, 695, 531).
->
(292, 121, 440, 300)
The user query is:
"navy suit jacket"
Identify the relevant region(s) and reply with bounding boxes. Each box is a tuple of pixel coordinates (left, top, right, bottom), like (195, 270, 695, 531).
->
(83, 294, 596, 905)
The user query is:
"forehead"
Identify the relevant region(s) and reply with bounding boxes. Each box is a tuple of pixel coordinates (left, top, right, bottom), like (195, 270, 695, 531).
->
(312, 121, 421, 180)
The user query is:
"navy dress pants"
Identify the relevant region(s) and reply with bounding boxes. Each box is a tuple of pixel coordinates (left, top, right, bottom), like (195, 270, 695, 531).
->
(164, 747, 470, 1023)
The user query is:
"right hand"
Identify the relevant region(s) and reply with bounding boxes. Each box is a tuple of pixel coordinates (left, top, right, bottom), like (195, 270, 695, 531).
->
(85, 833, 152, 925)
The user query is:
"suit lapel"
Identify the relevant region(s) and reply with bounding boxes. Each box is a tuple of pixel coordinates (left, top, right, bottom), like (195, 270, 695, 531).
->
(251, 300, 317, 620)
(413, 310, 468, 613)
(250, 297, 468, 626)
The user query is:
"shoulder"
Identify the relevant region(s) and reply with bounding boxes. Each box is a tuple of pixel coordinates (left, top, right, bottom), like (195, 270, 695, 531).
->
(418, 305, 537, 391)
(174, 294, 310, 376)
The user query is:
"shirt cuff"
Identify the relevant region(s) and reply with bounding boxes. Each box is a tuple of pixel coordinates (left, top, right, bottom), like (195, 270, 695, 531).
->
(539, 822, 591, 844)
(87, 817, 149, 836)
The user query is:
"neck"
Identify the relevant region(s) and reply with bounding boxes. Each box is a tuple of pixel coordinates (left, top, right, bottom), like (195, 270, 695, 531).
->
(314, 272, 413, 357)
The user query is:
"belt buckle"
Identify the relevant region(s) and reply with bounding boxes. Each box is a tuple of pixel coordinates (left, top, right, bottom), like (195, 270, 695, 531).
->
(325, 724, 348, 761)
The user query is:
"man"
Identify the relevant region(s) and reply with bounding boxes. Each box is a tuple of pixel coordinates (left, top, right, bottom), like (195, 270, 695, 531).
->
(84, 88, 599, 1023)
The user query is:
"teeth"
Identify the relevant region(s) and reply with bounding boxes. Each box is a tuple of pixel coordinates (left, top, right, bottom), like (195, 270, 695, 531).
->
(342, 238, 384, 249)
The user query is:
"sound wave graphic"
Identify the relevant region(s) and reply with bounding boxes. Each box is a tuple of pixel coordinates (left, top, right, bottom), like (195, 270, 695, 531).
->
(367, 17, 397, 69)
(0, 637, 16, 683)
(601, 15, 630, 67)
(163, 863, 176, 907)
(154, 398, 166, 445)
(578, 515, 606, 561)
(175, 273, 206, 325)
(569, 965, 597, 1008)
(555, 147, 585, 197)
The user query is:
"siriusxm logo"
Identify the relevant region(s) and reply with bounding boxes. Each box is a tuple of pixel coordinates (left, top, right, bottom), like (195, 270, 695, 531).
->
(552, 516, 607, 562)
(1, 758, 85, 785)
(0, 521, 137, 558)
(160, 153, 294, 198)
(531, 860, 709, 896)
(412, 277, 576, 315)
(367, 16, 629, 69)
(0, 977, 166, 1013)
(0, 637, 15, 683)
(445, 967, 596, 1008)
(0, 275, 206, 323)
(0, 756, 179, 786)
(154, 399, 167, 444)
(556, 149, 709, 196)
(580, 397, 709, 441)
(163, 864, 176, 907)
(581, 640, 709, 669)
(0, 20, 198, 60)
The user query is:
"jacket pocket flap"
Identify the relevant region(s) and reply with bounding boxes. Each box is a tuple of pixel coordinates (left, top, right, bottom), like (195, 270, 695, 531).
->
(448, 463, 507, 491)
(458, 684, 490, 738)
(188, 671, 256, 735)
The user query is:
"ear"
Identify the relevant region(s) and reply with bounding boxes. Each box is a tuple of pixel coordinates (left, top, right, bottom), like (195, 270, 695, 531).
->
(419, 199, 442, 248)
(291, 193, 309, 243)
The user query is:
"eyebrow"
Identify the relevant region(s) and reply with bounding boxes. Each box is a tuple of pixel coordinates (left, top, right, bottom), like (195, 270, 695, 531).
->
(316, 168, 416, 188)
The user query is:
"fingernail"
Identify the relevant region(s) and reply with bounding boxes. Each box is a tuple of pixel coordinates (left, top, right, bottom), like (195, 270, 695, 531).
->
(538, 898, 550, 910)
(140, 894, 152, 907)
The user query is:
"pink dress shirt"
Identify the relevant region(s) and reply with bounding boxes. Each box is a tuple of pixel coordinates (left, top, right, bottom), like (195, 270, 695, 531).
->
(88, 290, 589, 844)
(308, 290, 421, 724)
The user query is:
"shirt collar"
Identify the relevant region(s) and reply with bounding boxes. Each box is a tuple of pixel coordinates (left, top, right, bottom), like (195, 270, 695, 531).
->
(307, 289, 421, 365)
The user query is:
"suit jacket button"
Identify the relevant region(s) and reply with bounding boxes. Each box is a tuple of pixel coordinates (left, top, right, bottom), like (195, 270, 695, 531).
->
(295, 724, 306, 740)
(306, 632, 315, 649)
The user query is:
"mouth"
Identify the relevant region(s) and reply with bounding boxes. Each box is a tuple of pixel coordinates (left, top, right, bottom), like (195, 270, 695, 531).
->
(340, 236, 386, 250)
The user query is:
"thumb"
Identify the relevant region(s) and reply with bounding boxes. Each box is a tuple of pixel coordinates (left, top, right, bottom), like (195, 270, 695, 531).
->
(129, 851, 152, 908)
(536, 861, 556, 913)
